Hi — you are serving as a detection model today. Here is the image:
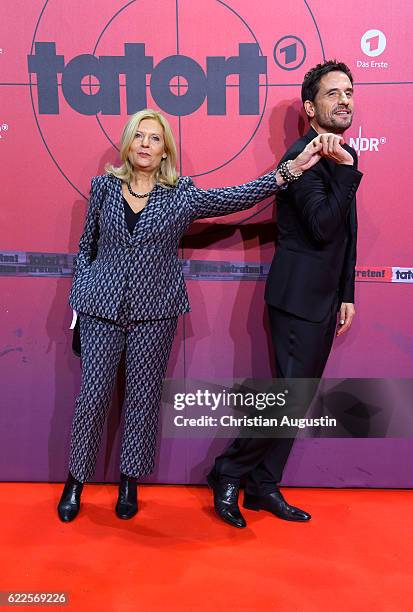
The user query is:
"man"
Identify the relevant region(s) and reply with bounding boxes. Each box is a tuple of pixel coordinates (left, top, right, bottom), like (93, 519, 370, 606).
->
(208, 60, 363, 528)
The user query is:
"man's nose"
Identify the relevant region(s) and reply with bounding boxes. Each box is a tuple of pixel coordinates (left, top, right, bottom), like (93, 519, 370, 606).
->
(338, 91, 349, 104)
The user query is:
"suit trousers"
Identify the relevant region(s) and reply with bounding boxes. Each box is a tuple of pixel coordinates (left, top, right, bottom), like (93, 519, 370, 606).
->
(213, 301, 337, 495)
(68, 306, 178, 483)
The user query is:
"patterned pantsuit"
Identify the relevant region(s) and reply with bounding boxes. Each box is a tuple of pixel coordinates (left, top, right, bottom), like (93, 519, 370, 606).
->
(68, 170, 286, 484)
(69, 308, 177, 483)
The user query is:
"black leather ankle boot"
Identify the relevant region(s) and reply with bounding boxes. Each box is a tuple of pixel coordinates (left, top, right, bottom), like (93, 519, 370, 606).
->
(116, 473, 138, 519)
(57, 472, 84, 522)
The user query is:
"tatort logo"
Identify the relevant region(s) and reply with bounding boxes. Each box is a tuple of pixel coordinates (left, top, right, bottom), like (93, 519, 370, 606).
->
(28, 42, 266, 117)
(348, 126, 387, 156)
(392, 268, 413, 283)
(26, 0, 322, 186)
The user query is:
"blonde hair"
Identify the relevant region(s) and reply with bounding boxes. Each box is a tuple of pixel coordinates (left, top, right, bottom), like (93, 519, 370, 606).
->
(105, 109, 179, 187)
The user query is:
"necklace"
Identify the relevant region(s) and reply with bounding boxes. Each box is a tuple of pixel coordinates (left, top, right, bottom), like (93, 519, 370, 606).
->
(127, 182, 154, 198)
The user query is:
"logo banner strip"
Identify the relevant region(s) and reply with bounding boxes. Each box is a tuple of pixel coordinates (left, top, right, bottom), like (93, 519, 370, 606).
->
(0, 251, 410, 283)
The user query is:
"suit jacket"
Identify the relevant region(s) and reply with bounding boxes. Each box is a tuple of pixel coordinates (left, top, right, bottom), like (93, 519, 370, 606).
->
(265, 127, 363, 323)
(69, 171, 281, 321)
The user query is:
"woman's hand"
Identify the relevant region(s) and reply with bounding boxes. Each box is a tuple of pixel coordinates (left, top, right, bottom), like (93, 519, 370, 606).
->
(290, 133, 354, 175)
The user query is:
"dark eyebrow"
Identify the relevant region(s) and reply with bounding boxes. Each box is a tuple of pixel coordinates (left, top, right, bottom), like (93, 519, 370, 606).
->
(135, 130, 162, 136)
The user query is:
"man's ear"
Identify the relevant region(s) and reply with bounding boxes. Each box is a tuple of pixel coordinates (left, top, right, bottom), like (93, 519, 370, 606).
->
(304, 100, 315, 119)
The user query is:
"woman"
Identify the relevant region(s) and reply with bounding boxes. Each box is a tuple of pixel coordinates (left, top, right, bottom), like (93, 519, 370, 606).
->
(58, 108, 327, 522)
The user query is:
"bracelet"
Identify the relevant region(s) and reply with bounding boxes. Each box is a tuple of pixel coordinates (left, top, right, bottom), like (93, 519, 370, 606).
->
(278, 160, 303, 182)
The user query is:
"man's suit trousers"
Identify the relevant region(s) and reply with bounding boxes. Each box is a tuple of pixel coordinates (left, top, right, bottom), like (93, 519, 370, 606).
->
(69, 312, 177, 482)
(213, 301, 337, 495)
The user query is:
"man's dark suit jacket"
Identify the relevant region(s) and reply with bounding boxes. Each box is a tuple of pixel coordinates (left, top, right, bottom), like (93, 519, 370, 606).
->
(265, 127, 363, 323)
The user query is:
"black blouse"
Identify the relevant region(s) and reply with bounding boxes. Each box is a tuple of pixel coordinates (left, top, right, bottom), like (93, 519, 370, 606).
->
(123, 197, 143, 235)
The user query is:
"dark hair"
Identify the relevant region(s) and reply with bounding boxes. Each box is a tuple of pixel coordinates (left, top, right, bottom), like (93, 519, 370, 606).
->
(301, 60, 353, 103)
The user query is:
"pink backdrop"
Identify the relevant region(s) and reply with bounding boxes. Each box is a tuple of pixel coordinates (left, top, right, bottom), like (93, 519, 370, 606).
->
(1, 0, 412, 485)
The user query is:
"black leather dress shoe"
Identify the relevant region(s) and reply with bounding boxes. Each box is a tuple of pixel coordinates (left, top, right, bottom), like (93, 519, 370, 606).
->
(243, 489, 311, 522)
(207, 472, 246, 528)
(115, 473, 138, 519)
(57, 473, 84, 522)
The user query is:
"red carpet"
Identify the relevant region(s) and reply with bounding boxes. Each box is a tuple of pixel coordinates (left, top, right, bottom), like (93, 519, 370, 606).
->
(1, 485, 411, 610)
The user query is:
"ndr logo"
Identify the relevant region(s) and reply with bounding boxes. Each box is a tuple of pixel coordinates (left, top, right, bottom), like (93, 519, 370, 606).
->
(28, 42, 267, 117)
(348, 126, 386, 156)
